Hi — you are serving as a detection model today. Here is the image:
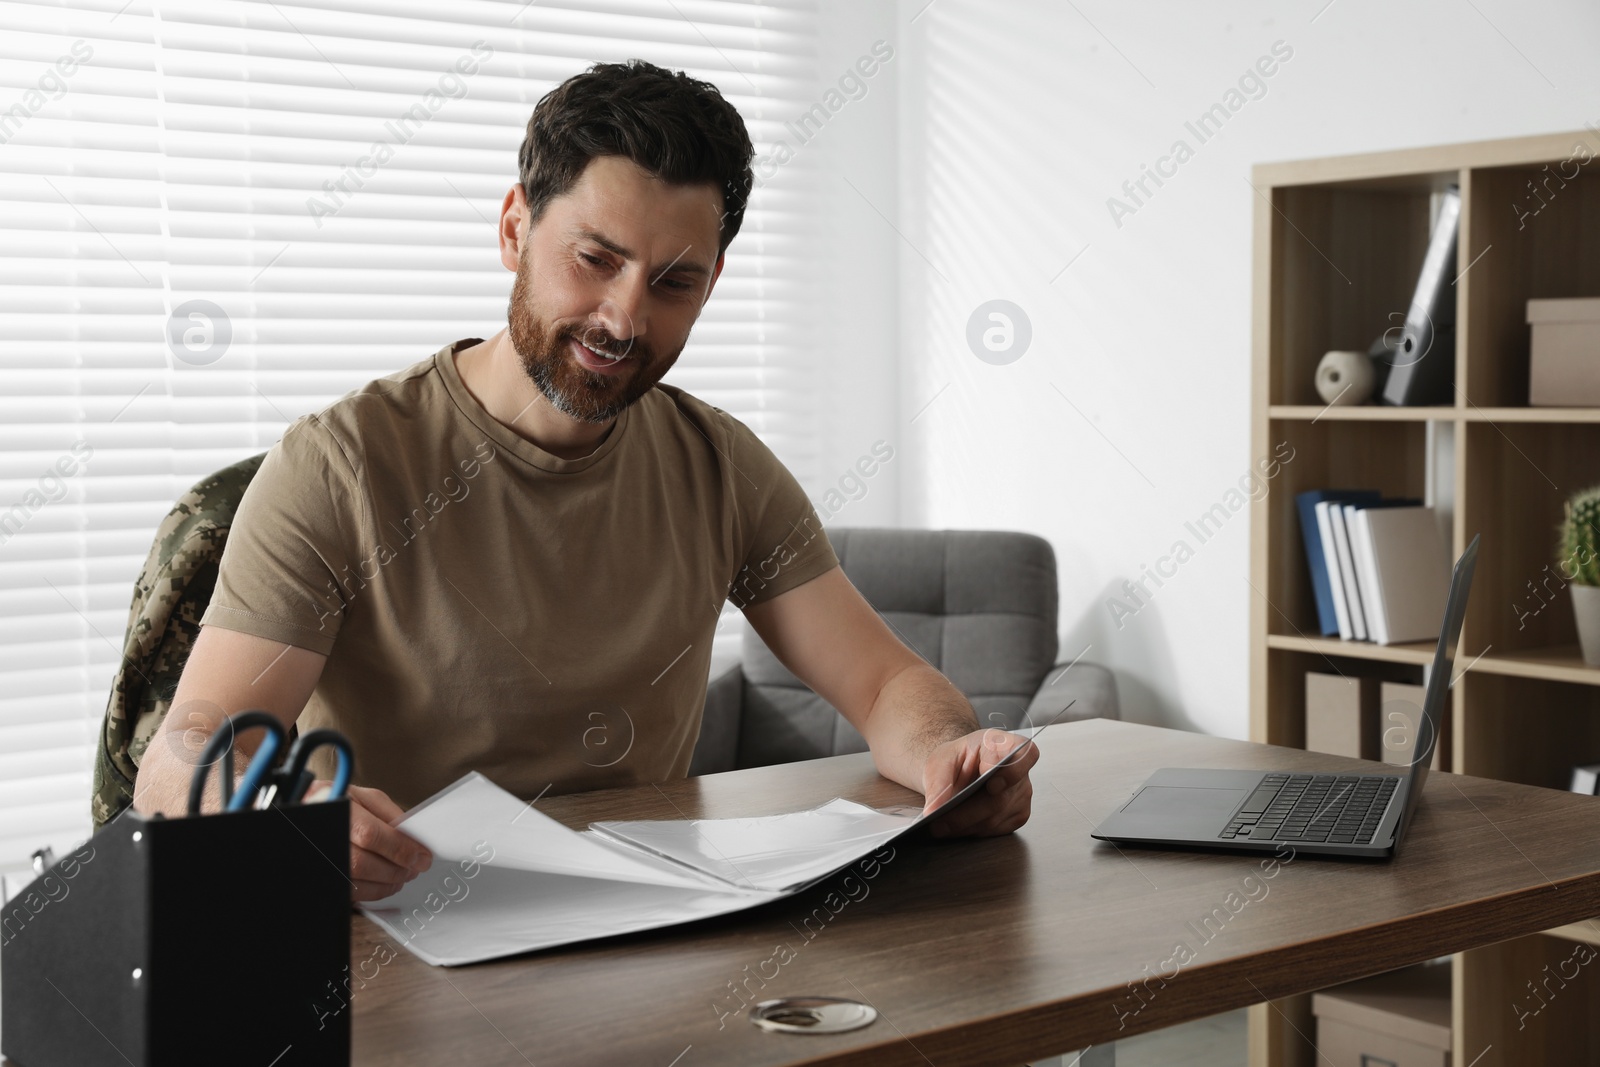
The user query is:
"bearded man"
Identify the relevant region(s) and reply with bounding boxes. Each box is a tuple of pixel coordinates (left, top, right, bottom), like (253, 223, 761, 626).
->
(134, 59, 1037, 901)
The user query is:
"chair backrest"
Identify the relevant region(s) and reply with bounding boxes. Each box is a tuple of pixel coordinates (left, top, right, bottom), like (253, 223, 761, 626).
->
(91, 452, 268, 829)
(735, 528, 1060, 768)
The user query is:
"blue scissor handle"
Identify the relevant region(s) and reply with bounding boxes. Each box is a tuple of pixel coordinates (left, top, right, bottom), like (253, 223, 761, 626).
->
(227, 728, 286, 812)
(185, 712, 354, 815)
(277, 729, 354, 806)
(186, 711, 287, 816)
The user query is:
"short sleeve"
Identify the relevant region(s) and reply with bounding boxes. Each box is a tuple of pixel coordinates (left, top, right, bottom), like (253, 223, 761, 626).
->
(200, 415, 364, 655)
(723, 418, 839, 610)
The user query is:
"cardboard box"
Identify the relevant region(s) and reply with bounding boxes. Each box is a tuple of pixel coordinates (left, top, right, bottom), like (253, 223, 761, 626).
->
(1314, 963, 1451, 1067)
(1528, 297, 1600, 407)
(1380, 682, 1440, 770)
(1305, 672, 1379, 759)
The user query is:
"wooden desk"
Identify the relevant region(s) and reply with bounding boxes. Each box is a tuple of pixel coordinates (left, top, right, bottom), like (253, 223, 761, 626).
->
(349, 719, 1600, 1066)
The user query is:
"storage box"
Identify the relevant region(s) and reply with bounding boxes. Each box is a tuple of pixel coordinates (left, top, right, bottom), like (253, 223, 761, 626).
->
(2, 800, 351, 1067)
(1305, 672, 1379, 759)
(1528, 297, 1600, 406)
(1314, 962, 1452, 1067)
(1380, 682, 1440, 770)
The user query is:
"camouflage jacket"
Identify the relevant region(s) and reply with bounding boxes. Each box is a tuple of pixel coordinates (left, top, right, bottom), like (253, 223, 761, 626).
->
(91, 453, 267, 829)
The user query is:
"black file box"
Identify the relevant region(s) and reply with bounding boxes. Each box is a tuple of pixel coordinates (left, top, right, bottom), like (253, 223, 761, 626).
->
(2, 799, 351, 1067)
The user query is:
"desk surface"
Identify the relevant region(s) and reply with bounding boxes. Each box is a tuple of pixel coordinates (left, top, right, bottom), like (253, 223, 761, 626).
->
(348, 719, 1600, 1067)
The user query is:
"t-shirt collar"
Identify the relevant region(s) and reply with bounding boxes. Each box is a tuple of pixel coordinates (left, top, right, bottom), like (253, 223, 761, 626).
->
(435, 338, 632, 475)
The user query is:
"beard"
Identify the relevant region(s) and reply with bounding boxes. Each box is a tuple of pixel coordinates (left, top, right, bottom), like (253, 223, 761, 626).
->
(506, 251, 675, 425)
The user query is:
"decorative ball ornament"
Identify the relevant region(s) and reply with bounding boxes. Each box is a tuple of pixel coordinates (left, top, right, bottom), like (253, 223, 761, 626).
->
(1315, 349, 1375, 405)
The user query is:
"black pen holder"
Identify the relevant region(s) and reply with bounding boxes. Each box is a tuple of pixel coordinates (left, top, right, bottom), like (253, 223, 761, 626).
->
(2, 799, 351, 1067)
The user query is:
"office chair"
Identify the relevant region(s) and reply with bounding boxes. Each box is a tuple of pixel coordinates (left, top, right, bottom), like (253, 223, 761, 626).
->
(690, 527, 1120, 775)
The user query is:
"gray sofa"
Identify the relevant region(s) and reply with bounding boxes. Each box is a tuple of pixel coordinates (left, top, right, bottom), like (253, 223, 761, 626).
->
(690, 527, 1120, 776)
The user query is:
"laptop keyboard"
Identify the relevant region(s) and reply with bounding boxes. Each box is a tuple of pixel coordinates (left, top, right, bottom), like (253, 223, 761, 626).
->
(1219, 773, 1398, 845)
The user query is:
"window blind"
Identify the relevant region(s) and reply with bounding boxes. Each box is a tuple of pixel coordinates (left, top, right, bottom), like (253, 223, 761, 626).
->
(0, 0, 822, 876)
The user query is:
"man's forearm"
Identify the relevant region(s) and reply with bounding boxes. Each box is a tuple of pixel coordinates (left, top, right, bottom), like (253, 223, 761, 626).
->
(131, 745, 186, 816)
(133, 725, 257, 817)
(859, 662, 980, 792)
(133, 741, 213, 817)
(130, 627, 326, 816)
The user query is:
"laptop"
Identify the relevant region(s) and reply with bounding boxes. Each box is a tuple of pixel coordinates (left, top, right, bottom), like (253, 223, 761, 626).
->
(1092, 534, 1478, 859)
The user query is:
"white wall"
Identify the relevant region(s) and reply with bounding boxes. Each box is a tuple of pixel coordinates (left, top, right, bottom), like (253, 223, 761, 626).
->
(860, 0, 1600, 736)
(710, 2, 904, 671)
(810, 1, 904, 531)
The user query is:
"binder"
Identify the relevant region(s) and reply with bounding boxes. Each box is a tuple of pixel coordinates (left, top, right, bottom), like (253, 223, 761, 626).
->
(1381, 187, 1460, 406)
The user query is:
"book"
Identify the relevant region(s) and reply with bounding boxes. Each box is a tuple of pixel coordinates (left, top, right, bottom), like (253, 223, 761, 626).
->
(1347, 499, 1426, 646)
(1315, 501, 1354, 639)
(1573, 763, 1600, 795)
(1327, 502, 1368, 640)
(1346, 503, 1383, 644)
(1359, 506, 1451, 644)
(1297, 491, 1378, 636)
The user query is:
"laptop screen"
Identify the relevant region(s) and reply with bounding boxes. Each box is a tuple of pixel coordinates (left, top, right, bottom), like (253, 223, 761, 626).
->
(1392, 533, 1479, 848)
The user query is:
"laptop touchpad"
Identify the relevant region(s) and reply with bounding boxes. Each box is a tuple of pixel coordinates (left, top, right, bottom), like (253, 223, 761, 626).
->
(1123, 786, 1249, 815)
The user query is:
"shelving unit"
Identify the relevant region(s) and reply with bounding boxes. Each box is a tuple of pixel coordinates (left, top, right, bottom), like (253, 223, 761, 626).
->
(1247, 130, 1600, 1067)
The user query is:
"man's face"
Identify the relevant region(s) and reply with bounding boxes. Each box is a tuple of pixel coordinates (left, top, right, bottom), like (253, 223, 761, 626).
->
(507, 155, 724, 424)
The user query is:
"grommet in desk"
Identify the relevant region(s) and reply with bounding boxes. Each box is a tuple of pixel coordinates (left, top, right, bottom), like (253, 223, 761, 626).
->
(749, 997, 877, 1034)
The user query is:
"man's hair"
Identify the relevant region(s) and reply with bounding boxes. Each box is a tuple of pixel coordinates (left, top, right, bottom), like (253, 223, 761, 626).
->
(517, 59, 754, 256)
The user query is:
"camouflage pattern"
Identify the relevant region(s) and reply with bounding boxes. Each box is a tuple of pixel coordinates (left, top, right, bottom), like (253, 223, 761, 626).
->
(91, 452, 268, 829)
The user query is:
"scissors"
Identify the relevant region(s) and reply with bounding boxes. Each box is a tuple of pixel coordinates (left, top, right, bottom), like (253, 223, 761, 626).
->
(186, 710, 353, 816)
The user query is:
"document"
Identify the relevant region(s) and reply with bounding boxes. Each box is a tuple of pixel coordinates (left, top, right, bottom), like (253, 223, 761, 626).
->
(361, 727, 1041, 966)
(591, 797, 915, 893)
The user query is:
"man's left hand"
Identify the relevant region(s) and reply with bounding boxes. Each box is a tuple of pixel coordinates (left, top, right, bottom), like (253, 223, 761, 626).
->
(920, 727, 1039, 838)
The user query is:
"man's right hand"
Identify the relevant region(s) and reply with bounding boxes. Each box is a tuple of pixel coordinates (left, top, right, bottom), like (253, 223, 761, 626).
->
(311, 780, 433, 901)
(135, 628, 433, 902)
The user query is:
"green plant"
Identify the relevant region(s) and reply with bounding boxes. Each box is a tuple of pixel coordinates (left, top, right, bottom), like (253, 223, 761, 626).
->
(1559, 485, 1600, 586)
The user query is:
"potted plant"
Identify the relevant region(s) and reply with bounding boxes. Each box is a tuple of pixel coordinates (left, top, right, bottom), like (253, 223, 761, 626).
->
(1560, 485, 1600, 666)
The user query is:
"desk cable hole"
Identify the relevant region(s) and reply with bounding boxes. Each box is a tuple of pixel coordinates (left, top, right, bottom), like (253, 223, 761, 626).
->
(750, 997, 877, 1035)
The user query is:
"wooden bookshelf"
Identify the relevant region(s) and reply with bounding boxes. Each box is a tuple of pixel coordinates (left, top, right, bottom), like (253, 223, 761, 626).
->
(1248, 130, 1600, 1067)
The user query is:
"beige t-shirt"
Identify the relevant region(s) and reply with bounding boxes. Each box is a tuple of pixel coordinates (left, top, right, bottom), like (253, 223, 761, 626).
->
(201, 340, 838, 808)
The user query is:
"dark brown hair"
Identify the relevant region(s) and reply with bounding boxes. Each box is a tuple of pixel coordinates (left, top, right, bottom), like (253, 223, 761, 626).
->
(517, 59, 754, 256)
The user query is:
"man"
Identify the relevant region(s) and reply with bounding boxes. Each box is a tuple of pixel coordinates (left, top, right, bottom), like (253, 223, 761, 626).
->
(134, 59, 1038, 901)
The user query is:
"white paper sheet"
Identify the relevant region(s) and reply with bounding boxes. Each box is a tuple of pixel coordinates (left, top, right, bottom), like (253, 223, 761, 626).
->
(384, 772, 721, 891)
(362, 865, 783, 966)
(590, 798, 913, 892)
(359, 772, 777, 965)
